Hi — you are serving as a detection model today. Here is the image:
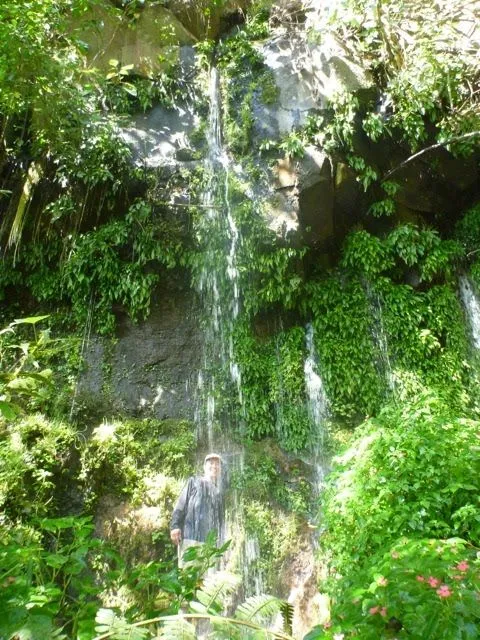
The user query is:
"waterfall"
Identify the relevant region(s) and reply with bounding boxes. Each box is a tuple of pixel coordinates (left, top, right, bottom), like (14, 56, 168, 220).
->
(194, 66, 263, 595)
(367, 284, 396, 394)
(304, 323, 328, 436)
(195, 67, 242, 450)
(304, 323, 328, 490)
(459, 275, 480, 349)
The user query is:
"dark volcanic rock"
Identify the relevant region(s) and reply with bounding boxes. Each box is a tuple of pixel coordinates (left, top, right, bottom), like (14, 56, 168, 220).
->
(77, 284, 201, 421)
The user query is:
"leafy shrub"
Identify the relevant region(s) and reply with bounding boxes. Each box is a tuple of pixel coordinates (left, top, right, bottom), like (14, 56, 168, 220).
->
(456, 203, 480, 255)
(79, 418, 194, 507)
(0, 414, 76, 519)
(0, 516, 109, 640)
(321, 391, 480, 578)
(312, 538, 480, 640)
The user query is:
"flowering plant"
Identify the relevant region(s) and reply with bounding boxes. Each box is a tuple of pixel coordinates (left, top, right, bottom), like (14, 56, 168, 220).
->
(308, 537, 480, 639)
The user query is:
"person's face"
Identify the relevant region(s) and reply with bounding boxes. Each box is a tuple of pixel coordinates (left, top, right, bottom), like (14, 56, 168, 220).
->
(204, 458, 221, 482)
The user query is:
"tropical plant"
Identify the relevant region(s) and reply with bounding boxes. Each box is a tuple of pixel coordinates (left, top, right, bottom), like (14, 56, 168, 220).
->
(0, 315, 53, 418)
(93, 543, 294, 640)
(0, 516, 114, 640)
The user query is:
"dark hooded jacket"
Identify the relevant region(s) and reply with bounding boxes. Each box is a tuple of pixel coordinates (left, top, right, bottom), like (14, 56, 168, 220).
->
(170, 476, 224, 542)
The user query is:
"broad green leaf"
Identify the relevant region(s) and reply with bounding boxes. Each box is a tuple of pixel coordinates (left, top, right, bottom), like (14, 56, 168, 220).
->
(12, 316, 50, 325)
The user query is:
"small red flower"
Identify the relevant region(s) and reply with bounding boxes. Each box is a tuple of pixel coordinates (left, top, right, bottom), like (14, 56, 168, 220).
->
(416, 575, 425, 582)
(456, 561, 469, 572)
(380, 607, 388, 617)
(428, 577, 440, 587)
(369, 606, 380, 615)
(436, 585, 452, 598)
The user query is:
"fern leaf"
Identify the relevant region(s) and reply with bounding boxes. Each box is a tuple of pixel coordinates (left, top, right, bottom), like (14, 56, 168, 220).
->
(235, 594, 283, 625)
(279, 601, 294, 636)
(159, 618, 196, 640)
(196, 571, 241, 611)
(94, 608, 149, 640)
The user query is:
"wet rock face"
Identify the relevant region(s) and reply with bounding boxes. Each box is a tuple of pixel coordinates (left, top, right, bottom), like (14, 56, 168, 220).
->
(257, 32, 373, 134)
(78, 283, 202, 420)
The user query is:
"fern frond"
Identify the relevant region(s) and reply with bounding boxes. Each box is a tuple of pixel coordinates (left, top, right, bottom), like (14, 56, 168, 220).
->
(159, 618, 196, 640)
(94, 608, 150, 640)
(235, 594, 283, 625)
(196, 570, 241, 611)
(279, 601, 294, 636)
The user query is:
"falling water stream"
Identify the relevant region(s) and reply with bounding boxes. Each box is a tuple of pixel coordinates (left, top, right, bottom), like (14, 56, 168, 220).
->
(303, 323, 328, 492)
(366, 284, 396, 395)
(194, 66, 263, 597)
(193, 66, 335, 628)
(459, 275, 480, 349)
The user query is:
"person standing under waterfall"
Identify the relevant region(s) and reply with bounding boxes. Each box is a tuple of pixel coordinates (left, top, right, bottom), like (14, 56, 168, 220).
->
(170, 453, 224, 566)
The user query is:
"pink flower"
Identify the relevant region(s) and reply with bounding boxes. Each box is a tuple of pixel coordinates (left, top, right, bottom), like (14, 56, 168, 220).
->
(428, 577, 440, 588)
(369, 606, 380, 615)
(456, 561, 469, 572)
(377, 576, 388, 586)
(380, 607, 388, 617)
(416, 575, 425, 582)
(323, 621, 332, 629)
(436, 585, 452, 598)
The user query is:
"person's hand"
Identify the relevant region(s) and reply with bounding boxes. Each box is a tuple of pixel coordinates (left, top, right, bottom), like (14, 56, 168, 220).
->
(170, 528, 181, 546)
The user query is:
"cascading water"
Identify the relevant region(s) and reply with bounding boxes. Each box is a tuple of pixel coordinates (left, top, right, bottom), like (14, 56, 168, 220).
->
(195, 67, 242, 450)
(366, 284, 396, 394)
(303, 323, 328, 491)
(193, 66, 263, 597)
(459, 275, 480, 349)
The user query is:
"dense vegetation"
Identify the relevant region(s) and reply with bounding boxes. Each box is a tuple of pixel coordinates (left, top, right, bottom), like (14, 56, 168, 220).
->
(1, 0, 480, 639)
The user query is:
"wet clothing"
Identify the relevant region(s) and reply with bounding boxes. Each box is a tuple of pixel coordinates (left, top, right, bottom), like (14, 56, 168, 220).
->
(171, 476, 224, 543)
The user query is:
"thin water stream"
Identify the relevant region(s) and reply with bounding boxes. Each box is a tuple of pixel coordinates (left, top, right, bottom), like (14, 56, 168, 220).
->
(194, 66, 263, 597)
(459, 275, 480, 349)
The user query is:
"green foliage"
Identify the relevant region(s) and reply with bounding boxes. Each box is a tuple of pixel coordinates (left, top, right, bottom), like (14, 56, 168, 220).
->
(232, 444, 312, 517)
(0, 516, 110, 640)
(232, 323, 311, 451)
(2, 200, 187, 334)
(94, 542, 292, 640)
(321, 392, 480, 582)
(342, 224, 464, 283)
(0, 316, 54, 418)
(243, 500, 299, 593)
(217, 19, 278, 155)
(0, 0, 97, 155)
(317, 0, 480, 153)
(0, 414, 76, 519)
(314, 538, 480, 639)
(304, 276, 384, 418)
(79, 418, 194, 507)
(378, 280, 469, 402)
(456, 203, 480, 255)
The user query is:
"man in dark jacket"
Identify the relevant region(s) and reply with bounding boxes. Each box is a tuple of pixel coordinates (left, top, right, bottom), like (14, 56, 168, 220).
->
(170, 453, 224, 565)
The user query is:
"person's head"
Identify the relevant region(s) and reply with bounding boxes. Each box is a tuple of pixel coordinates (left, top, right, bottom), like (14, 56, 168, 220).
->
(203, 453, 222, 482)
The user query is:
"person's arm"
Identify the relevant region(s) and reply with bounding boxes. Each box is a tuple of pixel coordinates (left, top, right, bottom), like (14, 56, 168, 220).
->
(170, 478, 192, 545)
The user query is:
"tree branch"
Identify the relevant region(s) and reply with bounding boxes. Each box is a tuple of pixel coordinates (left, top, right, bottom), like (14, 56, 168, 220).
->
(381, 131, 480, 182)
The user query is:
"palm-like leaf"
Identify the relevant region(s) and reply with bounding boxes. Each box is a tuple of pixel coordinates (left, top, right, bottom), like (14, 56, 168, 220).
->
(158, 618, 196, 640)
(235, 594, 283, 625)
(94, 608, 150, 640)
(195, 570, 241, 612)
